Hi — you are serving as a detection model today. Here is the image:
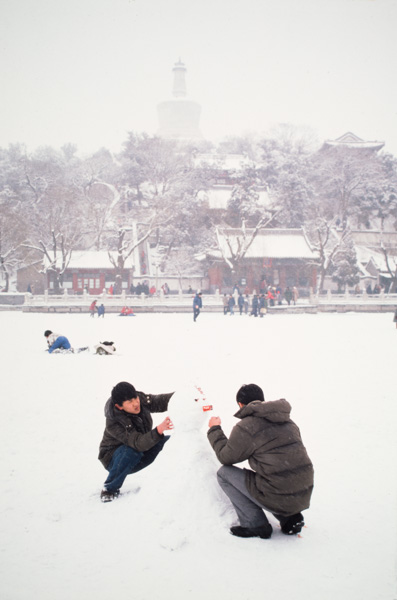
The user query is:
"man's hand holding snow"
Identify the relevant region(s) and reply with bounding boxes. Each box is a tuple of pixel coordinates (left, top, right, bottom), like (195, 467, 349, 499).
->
(157, 416, 174, 435)
(208, 416, 221, 428)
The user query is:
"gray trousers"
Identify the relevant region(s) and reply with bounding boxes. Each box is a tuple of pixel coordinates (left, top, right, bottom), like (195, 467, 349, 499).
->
(217, 465, 271, 528)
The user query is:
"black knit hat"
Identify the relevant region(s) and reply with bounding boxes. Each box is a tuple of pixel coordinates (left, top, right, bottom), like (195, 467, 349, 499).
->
(44, 330, 52, 337)
(111, 382, 137, 405)
(236, 384, 265, 405)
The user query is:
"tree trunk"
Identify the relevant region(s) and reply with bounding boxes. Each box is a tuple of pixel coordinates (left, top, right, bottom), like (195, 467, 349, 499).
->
(114, 272, 123, 295)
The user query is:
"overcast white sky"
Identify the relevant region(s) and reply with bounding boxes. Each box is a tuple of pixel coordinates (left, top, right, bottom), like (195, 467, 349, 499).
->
(1, 0, 396, 156)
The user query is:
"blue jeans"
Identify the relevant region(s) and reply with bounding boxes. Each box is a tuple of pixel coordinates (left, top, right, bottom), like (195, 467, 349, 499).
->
(49, 336, 71, 353)
(104, 437, 170, 493)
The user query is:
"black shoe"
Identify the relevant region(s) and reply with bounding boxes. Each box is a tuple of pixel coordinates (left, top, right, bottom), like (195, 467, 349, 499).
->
(230, 524, 273, 539)
(281, 513, 304, 535)
(100, 489, 120, 503)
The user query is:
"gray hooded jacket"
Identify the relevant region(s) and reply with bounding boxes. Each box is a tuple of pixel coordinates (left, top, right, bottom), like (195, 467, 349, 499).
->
(208, 399, 314, 516)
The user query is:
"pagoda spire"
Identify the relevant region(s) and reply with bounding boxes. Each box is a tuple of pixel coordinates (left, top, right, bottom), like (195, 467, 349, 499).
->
(172, 59, 187, 98)
(157, 60, 202, 140)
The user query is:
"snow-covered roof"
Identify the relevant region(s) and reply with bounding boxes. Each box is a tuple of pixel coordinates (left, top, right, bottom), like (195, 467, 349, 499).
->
(43, 251, 136, 270)
(323, 132, 384, 151)
(199, 185, 270, 210)
(355, 245, 397, 273)
(216, 228, 316, 259)
(349, 230, 397, 250)
(194, 153, 250, 170)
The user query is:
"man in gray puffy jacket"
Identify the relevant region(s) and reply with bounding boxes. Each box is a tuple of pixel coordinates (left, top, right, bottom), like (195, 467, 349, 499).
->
(207, 384, 314, 539)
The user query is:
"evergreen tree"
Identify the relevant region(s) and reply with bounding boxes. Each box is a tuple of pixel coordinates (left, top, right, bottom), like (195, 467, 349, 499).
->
(331, 235, 360, 292)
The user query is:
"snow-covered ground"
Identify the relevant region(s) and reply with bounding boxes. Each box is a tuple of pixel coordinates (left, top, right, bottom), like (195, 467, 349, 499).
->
(0, 310, 396, 600)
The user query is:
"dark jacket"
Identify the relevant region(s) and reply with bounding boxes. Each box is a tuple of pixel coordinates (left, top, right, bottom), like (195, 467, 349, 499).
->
(259, 295, 268, 309)
(193, 294, 202, 309)
(98, 391, 174, 468)
(208, 399, 314, 516)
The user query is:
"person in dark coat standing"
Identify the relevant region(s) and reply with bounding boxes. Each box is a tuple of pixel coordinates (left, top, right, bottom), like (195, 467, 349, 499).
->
(228, 294, 235, 315)
(222, 294, 229, 315)
(393, 307, 397, 328)
(98, 381, 174, 502)
(238, 294, 244, 315)
(193, 292, 202, 322)
(284, 287, 293, 305)
(251, 294, 259, 317)
(207, 383, 314, 539)
(259, 294, 267, 317)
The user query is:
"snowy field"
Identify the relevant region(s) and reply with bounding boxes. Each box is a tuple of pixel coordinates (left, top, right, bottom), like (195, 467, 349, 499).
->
(0, 310, 396, 600)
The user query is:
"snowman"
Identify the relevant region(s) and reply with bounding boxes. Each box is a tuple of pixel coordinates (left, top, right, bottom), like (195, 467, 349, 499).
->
(142, 383, 232, 550)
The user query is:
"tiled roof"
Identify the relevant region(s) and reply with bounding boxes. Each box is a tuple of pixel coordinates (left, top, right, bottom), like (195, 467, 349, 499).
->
(216, 228, 316, 259)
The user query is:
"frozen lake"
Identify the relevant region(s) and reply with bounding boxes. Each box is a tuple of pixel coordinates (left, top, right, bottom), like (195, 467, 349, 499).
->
(0, 310, 396, 600)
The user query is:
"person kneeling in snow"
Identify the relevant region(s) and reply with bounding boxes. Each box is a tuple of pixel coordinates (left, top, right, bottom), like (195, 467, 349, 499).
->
(98, 382, 174, 502)
(207, 384, 314, 539)
(44, 330, 72, 353)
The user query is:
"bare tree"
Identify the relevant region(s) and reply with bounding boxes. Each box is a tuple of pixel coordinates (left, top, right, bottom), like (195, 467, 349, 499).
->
(215, 211, 280, 275)
(108, 211, 173, 294)
(305, 218, 351, 292)
(380, 238, 397, 292)
(23, 231, 76, 293)
(0, 204, 28, 291)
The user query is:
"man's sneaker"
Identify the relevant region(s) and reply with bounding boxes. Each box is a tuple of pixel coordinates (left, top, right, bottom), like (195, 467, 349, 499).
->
(281, 513, 304, 535)
(100, 489, 120, 503)
(230, 524, 273, 539)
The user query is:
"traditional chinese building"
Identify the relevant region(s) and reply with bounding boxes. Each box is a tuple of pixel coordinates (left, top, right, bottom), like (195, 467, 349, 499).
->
(321, 131, 385, 152)
(338, 229, 397, 291)
(195, 153, 270, 211)
(201, 228, 317, 293)
(17, 249, 150, 294)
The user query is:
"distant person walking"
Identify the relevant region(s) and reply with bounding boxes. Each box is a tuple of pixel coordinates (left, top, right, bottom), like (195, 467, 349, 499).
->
(251, 295, 259, 317)
(97, 304, 105, 318)
(244, 294, 249, 314)
(292, 286, 299, 305)
(223, 294, 229, 315)
(284, 287, 292, 306)
(238, 294, 244, 315)
(266, 288, 275, 307)
(394, 307, 397, 329)
(259, 294, 267, 317)
(89, 300, 97, 317)
(193, 292, 202, 322)
(228, 294, 236, 316)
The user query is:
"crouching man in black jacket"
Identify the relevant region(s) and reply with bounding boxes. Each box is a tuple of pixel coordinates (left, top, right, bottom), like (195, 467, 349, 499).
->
(98, 381, 174, 502)
(207, 383, 314, 539)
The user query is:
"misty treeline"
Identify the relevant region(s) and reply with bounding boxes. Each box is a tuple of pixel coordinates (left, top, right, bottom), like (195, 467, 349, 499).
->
(0, 125, 397, 292)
